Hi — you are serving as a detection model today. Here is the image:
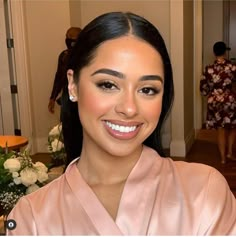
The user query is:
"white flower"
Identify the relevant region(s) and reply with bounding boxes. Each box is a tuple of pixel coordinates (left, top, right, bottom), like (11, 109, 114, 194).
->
(4, 158, 21, 172)
(0, 149, 50, 213)
(47, 144, 53, 153)
(20, 167, 38, 187)
(12, 171, 19, 178)
(13, 177, 22, 185)
(224, 117, 231, 124)
(225, 66, 229, 71)
(37, 170, 49, 183)
(208, 68, 214, 74)
(51, 139, 64, 152)
(208, 97, 213, 103)
(33, 161, 48, 173)
(213, 74, 220, 83)
(26, 184, 40, 195)
(49, 124, 62, 136)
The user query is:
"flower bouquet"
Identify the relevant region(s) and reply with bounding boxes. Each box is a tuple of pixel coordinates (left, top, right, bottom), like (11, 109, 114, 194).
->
(0, 147, 49, 216)
(48, 123, 66, 167)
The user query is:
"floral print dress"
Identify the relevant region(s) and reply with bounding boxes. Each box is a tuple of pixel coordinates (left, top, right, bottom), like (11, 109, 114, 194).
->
(200, 59, 236, 129)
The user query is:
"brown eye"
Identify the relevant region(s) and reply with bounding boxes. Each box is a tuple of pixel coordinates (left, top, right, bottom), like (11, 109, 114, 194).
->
(139, 87, 159, 95)
(96, 81, 118, 91)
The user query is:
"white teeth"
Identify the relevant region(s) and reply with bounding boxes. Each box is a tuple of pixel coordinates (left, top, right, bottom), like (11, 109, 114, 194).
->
(106, 121, 137, 133)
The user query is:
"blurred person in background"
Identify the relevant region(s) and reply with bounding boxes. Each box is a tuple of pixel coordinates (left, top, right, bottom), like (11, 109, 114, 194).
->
(48, 27, 82, 166)
(200, 41, 236, 164)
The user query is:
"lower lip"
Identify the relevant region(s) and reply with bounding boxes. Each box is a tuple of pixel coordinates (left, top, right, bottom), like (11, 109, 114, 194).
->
(104, 122, 141, 140)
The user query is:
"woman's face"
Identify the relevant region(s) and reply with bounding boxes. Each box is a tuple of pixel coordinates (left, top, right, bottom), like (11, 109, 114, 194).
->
(68, 35, 164, 157)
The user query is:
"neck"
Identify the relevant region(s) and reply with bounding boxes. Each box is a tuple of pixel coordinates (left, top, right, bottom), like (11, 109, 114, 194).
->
(77, 140, 142, 186)
(216, 55, 226, 61)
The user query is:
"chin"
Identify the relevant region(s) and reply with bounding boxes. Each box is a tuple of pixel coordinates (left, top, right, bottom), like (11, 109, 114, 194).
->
(104, 143, 143, 158)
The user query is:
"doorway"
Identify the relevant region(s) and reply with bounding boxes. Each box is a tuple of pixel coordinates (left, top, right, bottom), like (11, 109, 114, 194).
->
(224, 0, 236, 62)
(0, 0, 14, 135)
(3, 0, 21, 135)
(0, 0, 33, 146)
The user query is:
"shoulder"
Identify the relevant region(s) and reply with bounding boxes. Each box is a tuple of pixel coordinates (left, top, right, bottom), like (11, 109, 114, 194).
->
(174, 159, 218, 175)
(5, 177, 66, 235)
(168, 159, 234, 208)
(146, 145, 230, 198)
(144, 146, 221, 183)
(174, 161, 236, 233)
(170, 159, 228, 188)
(144, 147, 233, 205)
(225, 59, 236, 67)
(6, 161, 81, 235)
(6, 174, 67, 234)
(16, 160, 79, 205)
(28, 173, 67, 203)
(171, 160, 236, 234)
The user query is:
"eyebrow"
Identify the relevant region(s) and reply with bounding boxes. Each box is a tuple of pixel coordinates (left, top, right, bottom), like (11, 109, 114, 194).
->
(91, 68, 125, 79)
(140, 75, 163, 83)
(91, 68, 163, 83)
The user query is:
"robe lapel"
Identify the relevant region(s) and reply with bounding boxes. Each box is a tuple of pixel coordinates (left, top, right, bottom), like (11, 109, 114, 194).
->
(115, 146, 161, 235)
(66, 161, 123, 235)
(65, 146, 161, 235)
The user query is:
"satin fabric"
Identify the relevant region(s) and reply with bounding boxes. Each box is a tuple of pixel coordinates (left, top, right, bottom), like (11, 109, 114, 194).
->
(7, 146, 236, 235)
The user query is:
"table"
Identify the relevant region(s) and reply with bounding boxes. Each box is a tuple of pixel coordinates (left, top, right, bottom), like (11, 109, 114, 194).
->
(0, 215, 4, 235)
(0, 135, 28, 151)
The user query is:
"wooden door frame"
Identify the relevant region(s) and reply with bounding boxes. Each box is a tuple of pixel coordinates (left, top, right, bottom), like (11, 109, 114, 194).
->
(194, 0, 203, 132)
(10, 0, 34, 151)
(0, 0, 14, 135)
(223, 0, 229, 45)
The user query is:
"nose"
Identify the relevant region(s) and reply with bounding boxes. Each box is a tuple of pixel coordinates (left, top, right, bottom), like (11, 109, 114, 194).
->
(115, 91, 138, 118)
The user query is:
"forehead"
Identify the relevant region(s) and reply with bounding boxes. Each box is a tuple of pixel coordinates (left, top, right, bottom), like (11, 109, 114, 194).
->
(98, 35, 159, 56)
(90, 36, 163, 71)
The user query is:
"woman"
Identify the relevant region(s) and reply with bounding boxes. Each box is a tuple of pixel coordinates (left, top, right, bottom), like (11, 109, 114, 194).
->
(7, 12, 236, 235)
(200, 41, 236, 164)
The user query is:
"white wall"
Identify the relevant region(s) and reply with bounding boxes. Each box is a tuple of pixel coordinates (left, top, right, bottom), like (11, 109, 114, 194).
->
(202, 0, 224, 124)
(23, 0, 71, 152)
(183, 0, 195, 153)
(79, 0, 170, 45)
(69, 0, 82, 27)
(203, 0, 223, 66)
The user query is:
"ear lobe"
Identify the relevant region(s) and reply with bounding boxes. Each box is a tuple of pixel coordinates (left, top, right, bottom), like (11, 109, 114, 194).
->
(67, 69, 78, 102)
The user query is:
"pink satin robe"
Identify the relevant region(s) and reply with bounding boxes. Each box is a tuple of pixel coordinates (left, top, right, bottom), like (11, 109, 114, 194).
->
(7, 146, 236, 235)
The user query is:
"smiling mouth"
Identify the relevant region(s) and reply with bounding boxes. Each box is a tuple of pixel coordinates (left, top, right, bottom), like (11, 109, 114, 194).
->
(105, 121, 138, 133)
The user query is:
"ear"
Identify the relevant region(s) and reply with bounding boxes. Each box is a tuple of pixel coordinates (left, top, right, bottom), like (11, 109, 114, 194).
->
(67, 69, 78, 102)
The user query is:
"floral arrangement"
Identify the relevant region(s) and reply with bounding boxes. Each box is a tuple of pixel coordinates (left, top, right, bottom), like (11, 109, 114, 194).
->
(48, 123, 66, 166)
(0, 147, 49, 215)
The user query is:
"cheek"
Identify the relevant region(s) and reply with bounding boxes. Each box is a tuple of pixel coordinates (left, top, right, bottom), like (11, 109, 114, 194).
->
(143, 99, 162, 123)
(78, 88, 113, 117)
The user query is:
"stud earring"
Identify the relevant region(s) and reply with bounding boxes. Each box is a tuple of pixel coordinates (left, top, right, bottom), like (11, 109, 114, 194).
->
(69, 95, 75, 102)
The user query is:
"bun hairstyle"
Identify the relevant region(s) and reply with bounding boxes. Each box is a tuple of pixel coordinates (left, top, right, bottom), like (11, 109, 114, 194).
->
(213, 41, 231, 56)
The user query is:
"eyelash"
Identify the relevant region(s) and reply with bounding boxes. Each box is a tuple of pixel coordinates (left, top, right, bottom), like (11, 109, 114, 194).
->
(96, 81, 160, 96)
(96, 81, 118, 91)
(139, 87, 160, 96)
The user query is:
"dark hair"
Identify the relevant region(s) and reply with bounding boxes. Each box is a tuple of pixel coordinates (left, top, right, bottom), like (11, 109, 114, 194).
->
(66, 11, 174, 157)
(213, 41, 230, 56)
